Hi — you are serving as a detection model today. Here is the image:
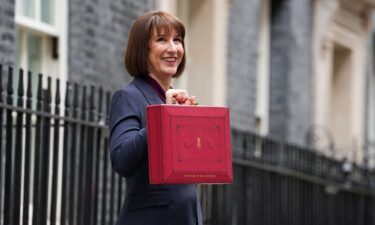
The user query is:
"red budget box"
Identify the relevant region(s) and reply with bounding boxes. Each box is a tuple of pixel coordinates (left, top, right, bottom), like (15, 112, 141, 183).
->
(146, 105, 233, 184)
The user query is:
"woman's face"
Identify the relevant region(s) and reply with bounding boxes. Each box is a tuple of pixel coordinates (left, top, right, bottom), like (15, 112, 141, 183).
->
(148, 28, 184, 79)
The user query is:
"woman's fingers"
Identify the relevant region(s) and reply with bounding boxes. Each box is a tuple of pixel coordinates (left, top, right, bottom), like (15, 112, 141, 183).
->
(166, 89, 186, 104)
(166, 89, 188, 104)
(165, 90, 199, 105)
(189, 96, 198, 105)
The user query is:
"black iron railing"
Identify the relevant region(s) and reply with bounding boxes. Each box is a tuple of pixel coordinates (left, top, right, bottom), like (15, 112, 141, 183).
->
(0, 64, 375, 225)
(0, 65, 123, 225)
(200, 130, 375, 225)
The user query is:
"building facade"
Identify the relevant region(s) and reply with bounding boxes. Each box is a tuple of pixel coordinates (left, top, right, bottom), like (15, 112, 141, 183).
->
(0, 0, 374, 165)
(313, 0, 375, 164)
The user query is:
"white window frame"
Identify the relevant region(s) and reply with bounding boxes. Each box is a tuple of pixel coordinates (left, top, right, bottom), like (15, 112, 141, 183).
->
(15, 0, 68, 89)
(15, 0, 58, 36)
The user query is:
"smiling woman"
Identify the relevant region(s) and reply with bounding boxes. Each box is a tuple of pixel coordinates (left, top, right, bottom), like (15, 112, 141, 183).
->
(108, 11, 202, 225)
(147, 28, 184, 90)
(124, 11, 186, 78)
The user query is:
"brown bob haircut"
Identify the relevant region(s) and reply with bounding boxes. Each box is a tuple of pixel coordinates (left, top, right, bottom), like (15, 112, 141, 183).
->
(125, 11, 186, 78)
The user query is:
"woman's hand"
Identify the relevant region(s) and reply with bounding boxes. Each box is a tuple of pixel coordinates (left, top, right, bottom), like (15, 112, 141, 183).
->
(183, 95, 198, 105)
(165, 89, 198, 105)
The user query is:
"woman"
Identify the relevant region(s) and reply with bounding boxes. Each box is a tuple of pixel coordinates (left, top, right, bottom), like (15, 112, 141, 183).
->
(108, 11, 203, 225)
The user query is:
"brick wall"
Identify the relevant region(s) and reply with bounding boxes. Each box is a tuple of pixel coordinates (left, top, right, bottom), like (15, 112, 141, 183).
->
(0, 0, 15, 65)
(228, 0, 313, 146)
(286, 0, 313, 145)
(68, 0, 155, 90)
(227, 0, 261, 133)
(269, 0, 289, 141)
(269, 0, 312, 145)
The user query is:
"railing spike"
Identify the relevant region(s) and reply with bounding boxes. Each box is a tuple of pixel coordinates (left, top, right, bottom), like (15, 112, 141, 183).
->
(27, 71, 32, 99)
(46, 77, 52, 104)
(37, 74, 43, 102)
(98, 87, 103, 114)
(73, 83, 79, 118)
(82, 85, 87, 110)
(81, 85, 87, 120)
(65, 81, 70, 108)
(90, 85, 95, 111)
(17, 69, 24, 109)
(89, 85, 96, 123)
(0, 64, 3, 94)
(105, 91, 111, 116)
(7, 66, 13, 96)
(18, 68, 24, 98)
(55, 79, 61, 106)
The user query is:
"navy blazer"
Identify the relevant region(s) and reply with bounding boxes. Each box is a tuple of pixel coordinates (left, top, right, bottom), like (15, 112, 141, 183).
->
(109, 76, 203, 225)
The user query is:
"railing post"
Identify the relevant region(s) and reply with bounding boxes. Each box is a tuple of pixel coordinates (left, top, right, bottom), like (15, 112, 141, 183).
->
(50, 78, 61, 225)
(32, 74, 44, 225)
(4, 66, 14, 225)
(93, 87, 103, 225)
(39, 77, 52, 225)
(84, 85, 95, 225)
(14, 68, 25, 225)
(100, 91, 111, 225)
(22, 70, 33, 225)
(68, 83, 79, 225)
(78, 86, 88, 225)
(0, 64, 4, 225)
(60, 81, 71, 225)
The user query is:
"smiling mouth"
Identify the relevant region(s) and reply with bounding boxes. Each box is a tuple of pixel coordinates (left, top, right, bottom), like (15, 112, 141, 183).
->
(162, 57, 177, 62)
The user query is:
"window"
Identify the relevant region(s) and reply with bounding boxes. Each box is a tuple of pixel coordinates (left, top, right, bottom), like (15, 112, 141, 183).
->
(328, 44, 352, 153)
(19, 0, 55, 25)
(15, 0, 67, 92)
(16, 29, 58, 96)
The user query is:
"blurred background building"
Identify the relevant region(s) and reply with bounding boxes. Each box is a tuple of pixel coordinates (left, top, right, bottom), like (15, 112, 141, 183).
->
(1, 0, 374, 166)
(1, 0, 375, 225)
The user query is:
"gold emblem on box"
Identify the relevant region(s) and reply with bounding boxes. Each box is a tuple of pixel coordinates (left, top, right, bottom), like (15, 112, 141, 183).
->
(197, 137, 202, 149)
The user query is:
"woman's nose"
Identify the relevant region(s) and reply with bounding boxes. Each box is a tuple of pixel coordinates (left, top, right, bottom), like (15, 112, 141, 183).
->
(166, 41, 177, 52)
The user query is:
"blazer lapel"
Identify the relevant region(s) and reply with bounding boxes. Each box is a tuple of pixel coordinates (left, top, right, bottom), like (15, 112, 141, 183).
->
(132, 76, 164, 105)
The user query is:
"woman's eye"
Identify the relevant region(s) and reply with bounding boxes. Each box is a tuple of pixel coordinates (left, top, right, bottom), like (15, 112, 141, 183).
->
(174, 38, 182, 43)
(156, 37, 166, 42)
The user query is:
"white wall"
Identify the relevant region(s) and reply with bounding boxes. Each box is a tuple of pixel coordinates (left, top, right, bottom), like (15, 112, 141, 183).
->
(157, 0, 229, 106)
